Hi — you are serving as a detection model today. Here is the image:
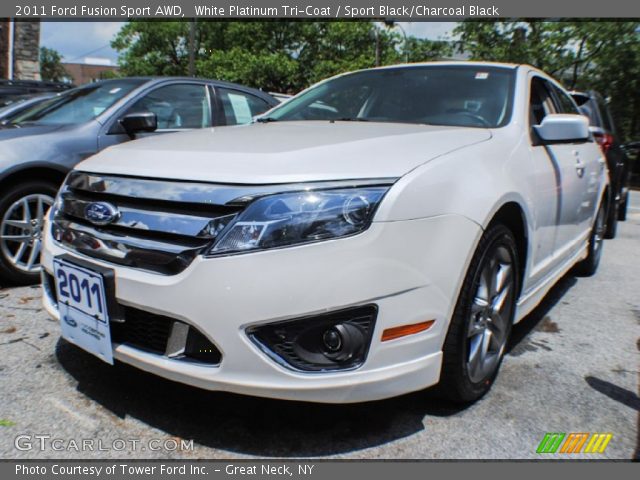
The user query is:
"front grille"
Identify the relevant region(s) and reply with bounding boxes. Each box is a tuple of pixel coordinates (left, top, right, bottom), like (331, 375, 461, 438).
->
(51, 172, 397, 275)
(51, 172, 244, 274)
(110, 306, 222, 365)
(111, 307, 173, 353)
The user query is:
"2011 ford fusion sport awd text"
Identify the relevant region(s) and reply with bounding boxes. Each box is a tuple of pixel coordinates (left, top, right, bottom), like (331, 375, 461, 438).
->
(41, 62, 608, 404)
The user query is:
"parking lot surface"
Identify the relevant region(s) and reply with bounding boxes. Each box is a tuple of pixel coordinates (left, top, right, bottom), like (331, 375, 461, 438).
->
(1, 193, 639, 459)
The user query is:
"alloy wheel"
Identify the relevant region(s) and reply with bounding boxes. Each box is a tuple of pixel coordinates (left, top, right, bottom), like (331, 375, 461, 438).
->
(466, 245, 515, 383)
(0, 193, 54, 273)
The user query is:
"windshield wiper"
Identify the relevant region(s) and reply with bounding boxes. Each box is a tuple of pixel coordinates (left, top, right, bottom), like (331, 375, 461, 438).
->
(256, 116, 278, 123)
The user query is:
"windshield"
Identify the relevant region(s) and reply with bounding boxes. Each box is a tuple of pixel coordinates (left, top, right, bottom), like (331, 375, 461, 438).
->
(268, 65, 516, 128)
(9, 79, 144, 126)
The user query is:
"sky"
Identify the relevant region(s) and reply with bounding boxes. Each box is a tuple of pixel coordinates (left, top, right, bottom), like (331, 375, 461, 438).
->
(40, 21, 457, 65)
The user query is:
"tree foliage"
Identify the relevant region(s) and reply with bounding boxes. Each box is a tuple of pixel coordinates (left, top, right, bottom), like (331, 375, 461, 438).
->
(454, 21, 640, 141)
(111, 21, 452, 92)
(39, 47, 69, 82)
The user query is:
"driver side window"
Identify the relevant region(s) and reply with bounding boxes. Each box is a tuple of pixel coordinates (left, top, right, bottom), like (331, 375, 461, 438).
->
(125, 84, 212, 130)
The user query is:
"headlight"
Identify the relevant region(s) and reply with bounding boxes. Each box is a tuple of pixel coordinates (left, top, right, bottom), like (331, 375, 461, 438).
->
(207, 187, 389, 255)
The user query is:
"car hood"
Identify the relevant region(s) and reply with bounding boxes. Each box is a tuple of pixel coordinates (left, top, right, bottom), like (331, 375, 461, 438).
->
(0, 123, 68, 138)
(78, 122, 492, 184)
(0, 123, 91, 168)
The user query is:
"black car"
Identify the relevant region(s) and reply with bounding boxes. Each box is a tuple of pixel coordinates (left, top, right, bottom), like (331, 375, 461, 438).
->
(0, 77, 278, 284)
(621, 141, 640, 188)
(570, 90, 630, 238)
(0, 79, 72, 102)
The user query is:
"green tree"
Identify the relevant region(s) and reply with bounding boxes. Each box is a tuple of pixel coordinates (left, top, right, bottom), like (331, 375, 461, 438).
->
(39, 47, 69, 82)
(455, 21, 640, 142)
(111, 21, 193, 76)
(197, 48, 298, 93)
(403, 37, 453, 63)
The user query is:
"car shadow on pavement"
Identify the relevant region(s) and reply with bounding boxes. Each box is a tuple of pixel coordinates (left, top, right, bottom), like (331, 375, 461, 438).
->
(55, 339, 467, 457)
(506, 273, 578, 355)
(584, 376, 640, 461)
(584, 376, 640, 412)
(54, 272, 580, 457)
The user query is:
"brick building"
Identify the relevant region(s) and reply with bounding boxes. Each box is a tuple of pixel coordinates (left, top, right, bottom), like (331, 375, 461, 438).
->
(62, 59, 119, 85)
(0, 20, 41, 80)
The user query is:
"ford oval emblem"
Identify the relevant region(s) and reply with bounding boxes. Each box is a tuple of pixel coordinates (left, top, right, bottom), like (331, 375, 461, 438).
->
(63, 316, 77, 328)
(85, 202, 120, 226)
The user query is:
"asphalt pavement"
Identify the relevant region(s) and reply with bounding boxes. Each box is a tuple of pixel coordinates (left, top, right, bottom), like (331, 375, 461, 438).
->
(1, 193, 638, 459)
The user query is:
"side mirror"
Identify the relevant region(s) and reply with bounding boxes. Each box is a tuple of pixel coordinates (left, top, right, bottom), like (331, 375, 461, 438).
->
(119, 111, 157, 137)
(533, 114, 589, 143)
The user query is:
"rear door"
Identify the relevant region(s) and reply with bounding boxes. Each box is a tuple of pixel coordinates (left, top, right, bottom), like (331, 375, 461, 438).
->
(214, 87, 274, 125)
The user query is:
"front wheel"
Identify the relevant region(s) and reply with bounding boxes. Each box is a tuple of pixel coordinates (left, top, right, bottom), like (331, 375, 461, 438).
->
(0, 181, 57, 285)
(438, 224, 519, 403)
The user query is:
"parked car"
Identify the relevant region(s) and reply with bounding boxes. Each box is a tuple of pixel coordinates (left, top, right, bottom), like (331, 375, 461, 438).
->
(570, 90, 630, 237)
(0, 79, 71, 102)
(0, 93, 57, 124)
(41, 62, 607, 404)
(0, 77, 278, 284)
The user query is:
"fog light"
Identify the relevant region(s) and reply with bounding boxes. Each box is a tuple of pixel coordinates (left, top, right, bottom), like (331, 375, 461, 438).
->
(247, 305, 377, 372)
(322, 323, 366, 362)
(322, 328, 343, 352)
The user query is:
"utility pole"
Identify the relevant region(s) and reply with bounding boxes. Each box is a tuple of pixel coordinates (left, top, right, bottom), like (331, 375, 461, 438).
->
(384, 20, 408, 63)
(375, 27, 380, 67)
(188, 19, 196, 77)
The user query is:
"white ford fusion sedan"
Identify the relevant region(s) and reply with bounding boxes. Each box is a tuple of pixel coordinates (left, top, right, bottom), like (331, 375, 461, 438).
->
(41, 62, 608, 403)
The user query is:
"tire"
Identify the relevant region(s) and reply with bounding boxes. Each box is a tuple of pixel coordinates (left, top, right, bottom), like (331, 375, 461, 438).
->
(604, 199, 618, 239)
(0, 181, 58, 285)
(438, 224, 519, 404)
(574, 200, 606, 277)
(618, 188, 628, 222)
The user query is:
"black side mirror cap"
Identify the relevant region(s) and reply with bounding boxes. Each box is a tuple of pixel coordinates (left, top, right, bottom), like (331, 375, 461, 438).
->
(119, 111, 157, 137)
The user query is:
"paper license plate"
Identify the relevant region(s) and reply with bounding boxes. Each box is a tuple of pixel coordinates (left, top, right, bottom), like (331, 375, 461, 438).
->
(53, 258, 113, 364)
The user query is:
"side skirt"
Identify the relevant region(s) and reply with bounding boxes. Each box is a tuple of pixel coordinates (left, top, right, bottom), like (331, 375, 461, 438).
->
(514, 240, 589, 323)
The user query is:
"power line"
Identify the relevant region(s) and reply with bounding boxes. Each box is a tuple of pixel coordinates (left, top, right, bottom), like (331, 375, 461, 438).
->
(65, 44, 112, 63)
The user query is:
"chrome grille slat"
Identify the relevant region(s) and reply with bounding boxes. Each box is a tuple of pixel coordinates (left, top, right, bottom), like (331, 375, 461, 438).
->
(52, 172, 247, 275)
(60, 194, 236, 238)
(51, 219, 206, 274)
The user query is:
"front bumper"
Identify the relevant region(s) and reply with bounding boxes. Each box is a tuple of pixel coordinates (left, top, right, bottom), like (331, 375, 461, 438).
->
(42, 214, 481, 403)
